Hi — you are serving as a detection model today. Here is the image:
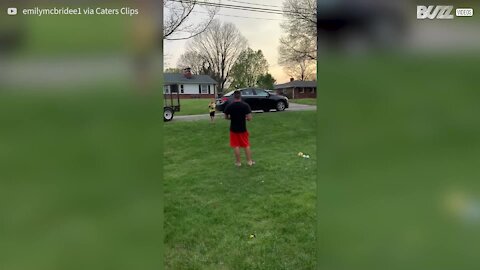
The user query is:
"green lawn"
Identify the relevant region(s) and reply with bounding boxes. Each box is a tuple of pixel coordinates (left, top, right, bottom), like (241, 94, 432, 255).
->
(4, 6, 130, 56)
(317, 54, 480, 270)
(175, 98, 212, 116)
(174, 98, 317, 116)
(164, 111, 316, 269)
(0, 86, 164, 269)
(290, 99, 317, 106)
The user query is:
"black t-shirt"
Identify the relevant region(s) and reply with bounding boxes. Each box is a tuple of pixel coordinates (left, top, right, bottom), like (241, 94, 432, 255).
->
(224, 101, 252, 133)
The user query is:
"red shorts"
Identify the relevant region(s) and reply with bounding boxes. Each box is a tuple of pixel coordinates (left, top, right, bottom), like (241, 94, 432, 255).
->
(230, 131, 250, 148)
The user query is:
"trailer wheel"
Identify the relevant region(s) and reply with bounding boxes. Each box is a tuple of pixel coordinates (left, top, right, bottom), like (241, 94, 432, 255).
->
(164, 107, 174, 122)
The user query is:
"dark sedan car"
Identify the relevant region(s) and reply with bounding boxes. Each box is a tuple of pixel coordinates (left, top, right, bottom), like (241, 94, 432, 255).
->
(216, 88, 289, 112)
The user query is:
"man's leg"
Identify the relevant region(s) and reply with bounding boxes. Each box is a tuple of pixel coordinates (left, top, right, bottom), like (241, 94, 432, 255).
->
(245, 146, 253, 164)
(233, 147, 241, 165)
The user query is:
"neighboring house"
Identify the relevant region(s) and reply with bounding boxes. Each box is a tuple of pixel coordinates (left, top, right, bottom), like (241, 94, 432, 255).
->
(274, 79, 317, 99)
(164, 68, 217, 99)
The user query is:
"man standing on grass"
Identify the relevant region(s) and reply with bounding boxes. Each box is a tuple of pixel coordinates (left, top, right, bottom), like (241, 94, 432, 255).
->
(224, 90, 255, 167)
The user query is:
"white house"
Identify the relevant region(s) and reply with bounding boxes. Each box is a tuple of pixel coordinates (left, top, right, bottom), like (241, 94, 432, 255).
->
(164, 68, 217, 99)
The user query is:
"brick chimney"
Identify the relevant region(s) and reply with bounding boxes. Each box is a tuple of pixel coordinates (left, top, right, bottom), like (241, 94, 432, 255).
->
(183, 67, 193, 79)
(290, 77, 294, 82)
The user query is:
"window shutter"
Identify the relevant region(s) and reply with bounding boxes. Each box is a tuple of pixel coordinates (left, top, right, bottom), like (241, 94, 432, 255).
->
(208, 85, 211, 94)
(199, 85, 201, 94)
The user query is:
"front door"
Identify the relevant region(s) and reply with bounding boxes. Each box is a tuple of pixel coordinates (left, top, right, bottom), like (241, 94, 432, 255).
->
(170, 84, 179, 93)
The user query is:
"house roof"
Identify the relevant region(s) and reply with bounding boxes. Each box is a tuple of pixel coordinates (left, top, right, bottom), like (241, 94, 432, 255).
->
(274, 80, 317, 89)
(164, 73, 217, 84)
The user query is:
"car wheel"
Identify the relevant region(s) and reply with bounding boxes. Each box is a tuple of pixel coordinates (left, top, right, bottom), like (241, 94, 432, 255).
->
(276, 101, 286, 111)
(164, 107, 174, 121)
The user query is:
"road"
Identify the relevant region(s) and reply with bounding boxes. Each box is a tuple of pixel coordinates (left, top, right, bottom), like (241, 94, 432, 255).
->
(170, 103, 316, 122)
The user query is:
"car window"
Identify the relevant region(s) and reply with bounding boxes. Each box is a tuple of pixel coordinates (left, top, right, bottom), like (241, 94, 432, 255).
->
(224, 90, 234, 96)
(254, 89, 269, 97)
(241, 89, 254, 96)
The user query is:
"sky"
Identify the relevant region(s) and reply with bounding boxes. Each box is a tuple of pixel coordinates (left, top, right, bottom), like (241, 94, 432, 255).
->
(164, 0, 291, 84)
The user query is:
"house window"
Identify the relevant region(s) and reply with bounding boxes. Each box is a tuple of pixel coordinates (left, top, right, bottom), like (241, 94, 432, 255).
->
(310, 88, 315, 93)
(299, 87, 305, 94)
(180, 85, 184, 94)
(163, 85, 170, 94)
(201, 84, 208, 94)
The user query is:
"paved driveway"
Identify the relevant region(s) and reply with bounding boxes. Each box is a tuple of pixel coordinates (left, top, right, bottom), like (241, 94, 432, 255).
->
(170, 102, 316, 122)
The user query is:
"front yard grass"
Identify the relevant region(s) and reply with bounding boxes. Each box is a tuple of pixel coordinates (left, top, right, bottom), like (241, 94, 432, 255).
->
(290, 99, 317, 106)
(173, 98, 212, 116)
(164, 111, 316, 269)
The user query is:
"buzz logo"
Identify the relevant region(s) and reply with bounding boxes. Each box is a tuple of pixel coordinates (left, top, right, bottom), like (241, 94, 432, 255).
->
(417, 5, 454, 19)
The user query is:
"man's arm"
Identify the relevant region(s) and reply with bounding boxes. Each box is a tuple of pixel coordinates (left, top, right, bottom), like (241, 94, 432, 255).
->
(245, 104, 252, 121)
(224, 105, 231, 120)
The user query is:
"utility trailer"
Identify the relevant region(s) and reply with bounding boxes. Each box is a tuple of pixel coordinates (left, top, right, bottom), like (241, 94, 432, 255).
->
(164, 85, 180, 121)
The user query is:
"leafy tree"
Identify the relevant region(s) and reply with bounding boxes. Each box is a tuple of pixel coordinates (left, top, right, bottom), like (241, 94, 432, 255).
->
(229, 48, 269, 89)
(257, 73, 276, 90)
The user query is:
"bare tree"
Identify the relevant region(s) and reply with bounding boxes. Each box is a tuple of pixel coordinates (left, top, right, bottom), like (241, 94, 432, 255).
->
(280, 0, 317, 60)
(182, 20, 248, 92)
(278, 0, 317, 79)
(163, 0, 219, 40)
(176, 51, 208, 75)
(281, 57, 315, 81)
(283, 0, 317, 34)
(279, 32, 316, 61)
